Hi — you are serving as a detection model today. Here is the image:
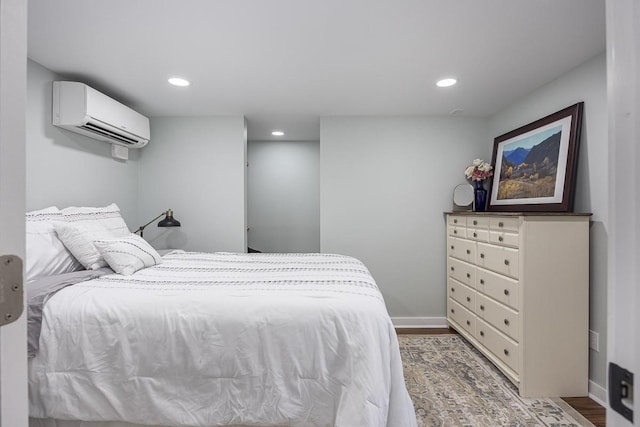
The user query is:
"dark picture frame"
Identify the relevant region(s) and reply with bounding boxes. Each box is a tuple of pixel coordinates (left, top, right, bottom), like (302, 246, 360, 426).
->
(488, 102, 584, 212)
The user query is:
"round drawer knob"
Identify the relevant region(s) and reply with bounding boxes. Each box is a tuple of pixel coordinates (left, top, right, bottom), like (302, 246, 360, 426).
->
(451, 245, 454, 250)
(504, 349, 510, 356)
(473, 232, 477, 238)
(473, 220, 477, 225)
(498, 236, 504, 242)
(504, 319, 510, 326)
(466, 249, 471, 254)
(504, 259, 510, 266)
(466, 273, 471, 278)
(451, 287, 455, 292)
(480, 279, 485, 285)
(454, 230, 458, 234)
(480, 305, 485, 311)
(466, 297, 471, 302)
(454, 219, 458, 224)
(451, 266, 454, 271)
(499, 222, 504, 228)
(466, 320, 471, 326)
(451, 308, 455, 314)
(479, 331, 485, 337)
(504, 289, 509, 296)
(480, 253, 485, 259)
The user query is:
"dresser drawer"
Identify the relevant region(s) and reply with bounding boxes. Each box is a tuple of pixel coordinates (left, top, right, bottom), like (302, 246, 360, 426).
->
(476, 293, 519, 341)
(448, 257, 475, 287)
(467, 216, 490, 229)
(448, 236, 476, 263)
(448, 215, 466, 227)
(489, 230, 519, 248)
(448, 278, 476, 311)
(477, 242, 519, 279)
(476, 318, 519, 373)
(490, 217, 519, 233)
(476, 267, 519, 310)
(466, 228, 489, 242)
(448, 225, 466, 238)
(449, 298, 476, 336)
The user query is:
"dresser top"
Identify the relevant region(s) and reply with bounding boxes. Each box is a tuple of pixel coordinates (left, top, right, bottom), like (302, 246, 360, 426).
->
(444, 211, 592, 216)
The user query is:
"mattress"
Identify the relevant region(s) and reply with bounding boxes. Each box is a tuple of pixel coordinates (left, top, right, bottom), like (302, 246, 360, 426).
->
(29, 252, 417, 427)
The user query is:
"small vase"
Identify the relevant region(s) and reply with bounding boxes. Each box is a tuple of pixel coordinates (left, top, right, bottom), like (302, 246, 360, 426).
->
(474, 180, 487, 212)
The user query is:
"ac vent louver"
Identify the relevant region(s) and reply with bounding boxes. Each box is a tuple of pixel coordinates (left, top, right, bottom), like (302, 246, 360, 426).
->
(81, 123, 139, 146)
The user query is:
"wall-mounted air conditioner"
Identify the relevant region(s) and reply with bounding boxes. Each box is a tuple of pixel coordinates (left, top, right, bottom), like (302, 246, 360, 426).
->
(52, 81, 150, 148)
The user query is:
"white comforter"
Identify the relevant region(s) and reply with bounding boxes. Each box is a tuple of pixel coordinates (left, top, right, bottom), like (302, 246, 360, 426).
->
(29, 252, 417, 427)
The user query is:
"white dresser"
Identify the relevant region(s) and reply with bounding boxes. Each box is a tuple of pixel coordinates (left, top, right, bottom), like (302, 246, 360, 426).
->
(446, 212, 590, 397)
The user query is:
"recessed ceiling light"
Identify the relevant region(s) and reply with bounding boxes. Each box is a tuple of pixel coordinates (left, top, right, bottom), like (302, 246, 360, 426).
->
(272, 131, 285, 136)
(168, 77, 190, 87)
(436, 78, 457, 88)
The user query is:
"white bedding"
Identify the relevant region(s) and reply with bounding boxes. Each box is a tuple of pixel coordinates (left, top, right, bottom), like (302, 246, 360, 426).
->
(29, 252, 417, 427)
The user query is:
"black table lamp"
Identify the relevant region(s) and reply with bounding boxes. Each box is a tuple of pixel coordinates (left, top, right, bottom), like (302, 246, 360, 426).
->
(135, 209, 181, 237)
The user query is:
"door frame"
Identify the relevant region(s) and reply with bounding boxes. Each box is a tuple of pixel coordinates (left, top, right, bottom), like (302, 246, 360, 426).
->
(606, 0, 639, 425)
(0, 0, 28, 425)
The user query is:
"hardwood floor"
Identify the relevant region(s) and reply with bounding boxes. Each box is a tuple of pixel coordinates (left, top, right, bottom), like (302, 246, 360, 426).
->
(397, 328, 606, 426)
(562, 396, 606, 427)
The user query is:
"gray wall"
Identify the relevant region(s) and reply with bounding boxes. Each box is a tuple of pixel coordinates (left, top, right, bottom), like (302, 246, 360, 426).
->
(319, 54, 607, 391)
(27, 60, 249, 252)
(26, 60, 139, 226)
(138, 116, 247, 253)
(320, 117, 488, 319)
(248, 140, 320, 253)
(488, 53, 608, 393)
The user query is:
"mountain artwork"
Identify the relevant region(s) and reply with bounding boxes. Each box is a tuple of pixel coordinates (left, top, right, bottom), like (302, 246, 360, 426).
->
(497, 127, 562, 200)
(489, 103, 583, 212)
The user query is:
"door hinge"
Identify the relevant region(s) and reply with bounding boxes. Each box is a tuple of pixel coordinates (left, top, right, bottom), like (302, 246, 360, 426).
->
(0, 255, 24, 327)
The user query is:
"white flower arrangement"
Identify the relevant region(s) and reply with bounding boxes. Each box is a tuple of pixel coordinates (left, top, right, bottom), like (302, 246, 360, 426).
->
(464, 159, 494, 181)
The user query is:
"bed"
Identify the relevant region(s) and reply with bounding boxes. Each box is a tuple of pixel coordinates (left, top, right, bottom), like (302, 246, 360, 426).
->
(26, 205, 417, 427)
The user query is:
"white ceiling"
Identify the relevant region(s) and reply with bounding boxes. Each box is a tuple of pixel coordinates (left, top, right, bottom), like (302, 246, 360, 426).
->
(28, 0, 605, 141)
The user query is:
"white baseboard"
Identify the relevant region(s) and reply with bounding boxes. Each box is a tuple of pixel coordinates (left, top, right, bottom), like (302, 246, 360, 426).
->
(392, 317, 448, 328)
(588, 380, 607, 407)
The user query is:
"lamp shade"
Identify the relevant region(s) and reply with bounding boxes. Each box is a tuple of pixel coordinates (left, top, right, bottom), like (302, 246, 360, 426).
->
(158, 209, 181, 227)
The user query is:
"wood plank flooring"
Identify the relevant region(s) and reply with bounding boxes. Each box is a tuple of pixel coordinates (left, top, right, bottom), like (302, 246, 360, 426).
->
(397, 328, 606, 426)
(561, 396, 606, 427)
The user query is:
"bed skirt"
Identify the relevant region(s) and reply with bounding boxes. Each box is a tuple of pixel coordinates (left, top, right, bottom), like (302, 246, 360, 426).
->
(30, 419, 163, 427)
(30, 419, 257, 427)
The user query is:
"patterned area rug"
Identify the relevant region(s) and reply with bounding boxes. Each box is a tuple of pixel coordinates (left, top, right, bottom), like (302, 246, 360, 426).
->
(399, 335, 594, 427)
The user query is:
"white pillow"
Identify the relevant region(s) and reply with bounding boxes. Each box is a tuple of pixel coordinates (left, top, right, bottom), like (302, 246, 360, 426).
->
(26, 207, 83, 283)
(54, 223, 110, 269)
(61, 203, 130, 237)
(94, 234, 162, 275)
(55, 203, 131, 270)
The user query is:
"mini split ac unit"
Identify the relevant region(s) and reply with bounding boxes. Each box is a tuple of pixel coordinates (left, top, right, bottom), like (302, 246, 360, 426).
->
(52, 81, 150, 148)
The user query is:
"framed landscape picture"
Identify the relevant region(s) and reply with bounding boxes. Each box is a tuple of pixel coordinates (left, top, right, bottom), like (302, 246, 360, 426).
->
(488, 102, 584, 212)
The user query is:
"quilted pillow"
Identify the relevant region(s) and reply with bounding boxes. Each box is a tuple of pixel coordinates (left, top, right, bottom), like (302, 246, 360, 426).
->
(94, 234, 162, 275)
(26, 206, 82, 282)
(55, 203, 131, 269)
